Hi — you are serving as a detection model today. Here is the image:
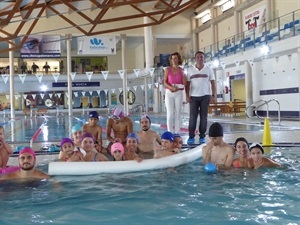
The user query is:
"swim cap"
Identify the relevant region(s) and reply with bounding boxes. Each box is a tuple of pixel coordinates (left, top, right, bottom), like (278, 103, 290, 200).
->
(111, 142, 124, 155)
(208, 122, 223, 137)
(112, 108, 124, 119)
(89, 111, 99, 119)
(126, 133, 139, 143)
(80, 132, 94, 142)
(60, 137, 74, 148)
(173, 133, 181, 138)
(19, 147, 36, 160)
(72, 124, 82, 133)
(249, 142, 264, 154)
(161, 131, 174, 142)
(234, 137, 249, 148)
(140, 114, 151, 124)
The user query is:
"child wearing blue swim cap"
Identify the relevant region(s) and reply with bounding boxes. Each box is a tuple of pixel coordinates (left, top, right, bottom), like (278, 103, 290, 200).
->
(153, 131, 180, 159)
(173, 133, 183, 150)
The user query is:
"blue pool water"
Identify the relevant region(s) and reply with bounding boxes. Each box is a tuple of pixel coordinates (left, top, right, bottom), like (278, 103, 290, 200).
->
(0, 147, 299, 225)
(0, 114, 294, 143)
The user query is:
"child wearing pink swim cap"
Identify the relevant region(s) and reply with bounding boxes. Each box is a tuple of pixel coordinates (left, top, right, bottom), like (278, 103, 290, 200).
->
(111, 142, 124, 161)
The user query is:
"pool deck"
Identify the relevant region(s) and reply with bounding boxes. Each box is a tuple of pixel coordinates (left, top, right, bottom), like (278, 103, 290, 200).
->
(200, 116, 300, 145)
(147, 113, 300, 145)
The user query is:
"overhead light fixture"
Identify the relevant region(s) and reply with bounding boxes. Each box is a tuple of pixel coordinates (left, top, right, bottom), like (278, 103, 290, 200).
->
(194, 9, 211, 23)
(41, 85, 48, 92)
(194, 9, 211, 19)
(201, 13, 211, 23)
(220, 0, 235, 12)
(213, 59, 220, 68)
(261, 45, 270, 55)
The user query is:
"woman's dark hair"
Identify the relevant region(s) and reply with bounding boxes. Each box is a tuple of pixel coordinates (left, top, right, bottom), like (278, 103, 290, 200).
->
(169, 52, 183, 65)
(234, 137, 249, 148)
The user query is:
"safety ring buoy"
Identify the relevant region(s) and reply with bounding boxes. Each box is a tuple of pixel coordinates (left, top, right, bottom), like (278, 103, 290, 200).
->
(45, 99, 53, 107)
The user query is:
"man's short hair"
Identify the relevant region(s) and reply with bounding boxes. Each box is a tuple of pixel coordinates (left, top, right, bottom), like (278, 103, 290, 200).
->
(195, 51, 205, 57)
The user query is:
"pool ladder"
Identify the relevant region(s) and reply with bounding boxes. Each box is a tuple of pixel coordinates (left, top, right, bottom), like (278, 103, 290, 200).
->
(245, 99, 281, 126)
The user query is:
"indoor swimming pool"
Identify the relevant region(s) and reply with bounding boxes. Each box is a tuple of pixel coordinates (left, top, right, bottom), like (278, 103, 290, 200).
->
(0, 146, 299, 225)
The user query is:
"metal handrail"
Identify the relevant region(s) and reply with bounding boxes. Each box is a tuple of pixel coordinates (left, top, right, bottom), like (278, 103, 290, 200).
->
(246, 99, 267, 119)
(245, 99, 281, 125)
(129, 104, 143, 115)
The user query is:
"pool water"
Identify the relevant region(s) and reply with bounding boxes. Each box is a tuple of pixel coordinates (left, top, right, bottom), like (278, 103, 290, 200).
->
(0, 147, 299, 225)
(1, 114, 294, 143)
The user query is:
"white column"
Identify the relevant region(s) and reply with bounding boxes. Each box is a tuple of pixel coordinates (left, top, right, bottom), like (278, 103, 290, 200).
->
(66, 34, 73, 117)
(9, 42, 15, 119)
(153, 87, 159, 113)
(233, 10, 239, 42)
(211, 8, 217, 53)
(245, 61, 253, 116)
(144, 77, 148, 113)
(191, 18, 198, 52)
(121, 34, 128, 115)
(108, 90, 111, 107)
(160, 84, 165, 113)
(211, 23, 216, 54)
(265, 0, 272, 22)
(213, 68, 218, 99)
(222, 69, 227, 102)
(144, 16, 153, 113)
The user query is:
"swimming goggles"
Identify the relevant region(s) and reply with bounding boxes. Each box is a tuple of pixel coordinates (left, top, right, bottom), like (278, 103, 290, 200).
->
(112, 115, 121, 120)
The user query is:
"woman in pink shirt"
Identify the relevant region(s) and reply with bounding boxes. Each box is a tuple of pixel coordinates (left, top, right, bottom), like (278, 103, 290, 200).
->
(163, 52, 187, 134)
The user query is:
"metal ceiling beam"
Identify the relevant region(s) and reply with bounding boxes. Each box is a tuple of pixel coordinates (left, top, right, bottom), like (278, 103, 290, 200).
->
(0, 0, 207, 53)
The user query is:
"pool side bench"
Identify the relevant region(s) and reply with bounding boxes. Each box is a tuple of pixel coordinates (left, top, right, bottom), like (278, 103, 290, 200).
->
(209, 101, 246, 117)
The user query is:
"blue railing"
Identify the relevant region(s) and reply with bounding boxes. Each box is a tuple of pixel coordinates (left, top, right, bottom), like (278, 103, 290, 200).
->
(200, 9, 300, 61)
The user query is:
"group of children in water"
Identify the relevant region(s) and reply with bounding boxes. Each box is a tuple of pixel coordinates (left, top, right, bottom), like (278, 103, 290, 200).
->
(58, 124, 182, 162)
(56, 109, 281, 171)
(57, 109, 185, 163)
(0, 111, 281, 174)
